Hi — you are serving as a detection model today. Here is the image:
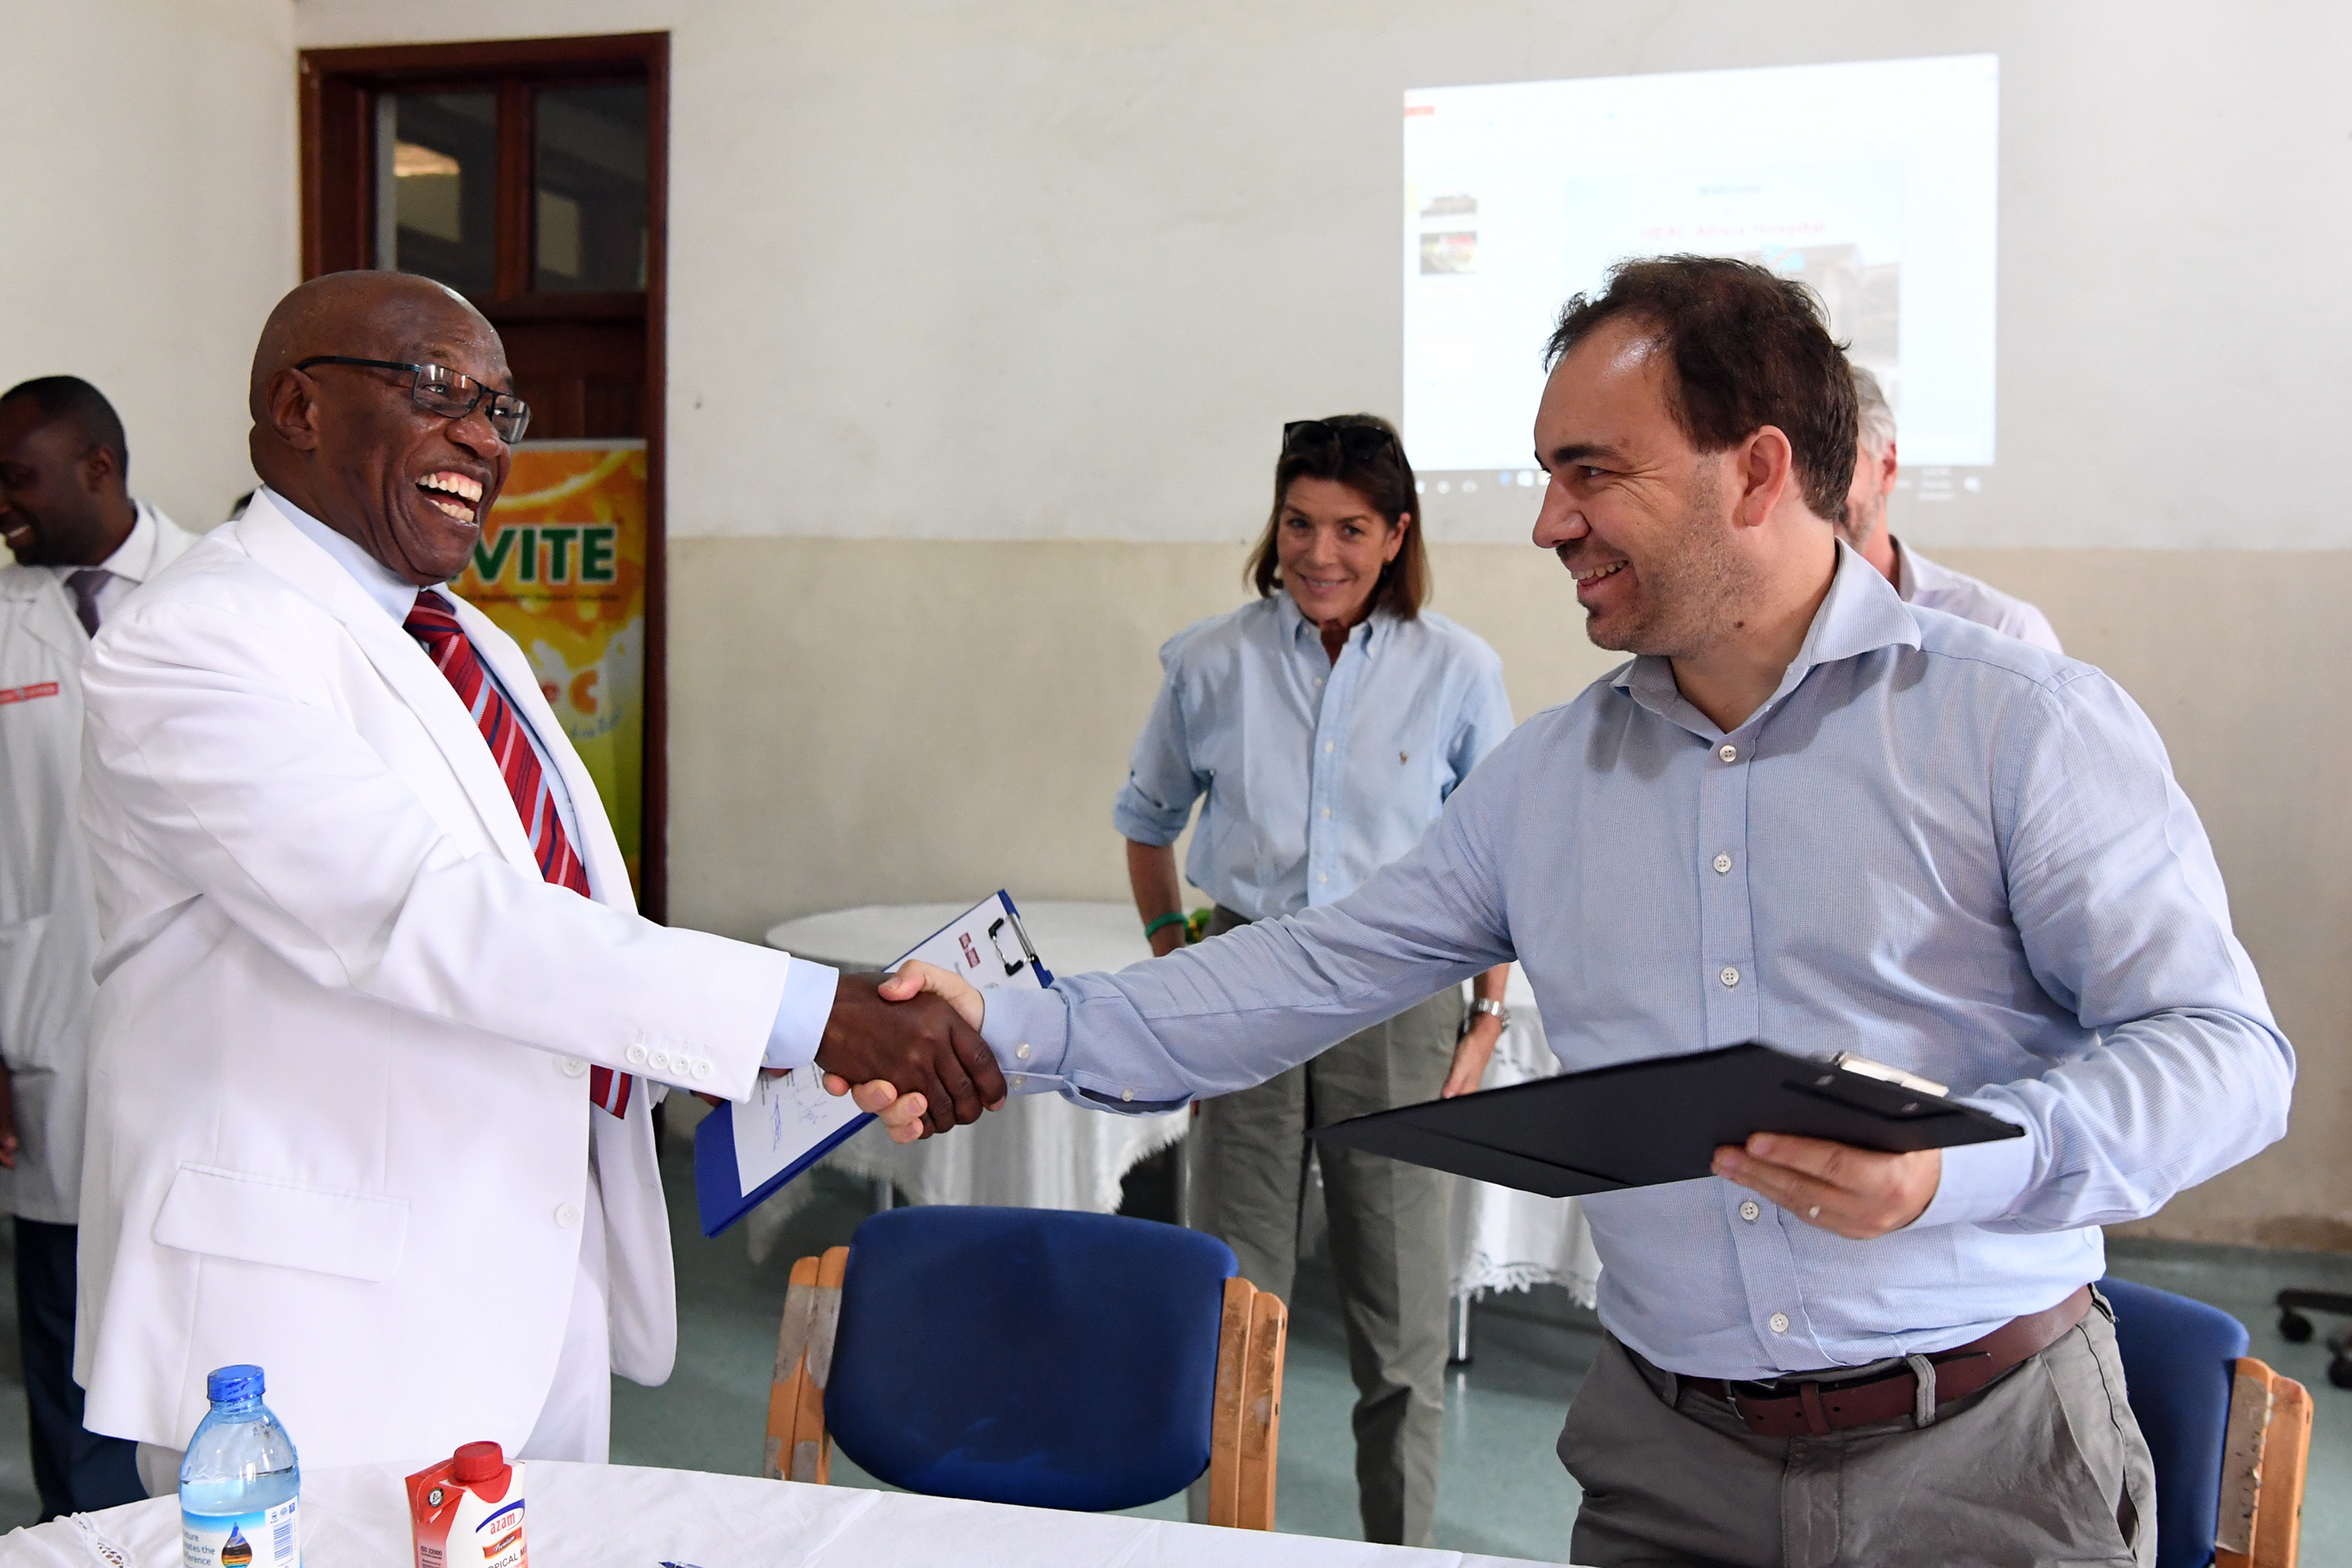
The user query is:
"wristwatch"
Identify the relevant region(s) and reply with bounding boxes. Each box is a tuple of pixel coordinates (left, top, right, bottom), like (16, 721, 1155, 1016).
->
(1464, 997, 1510, 1034)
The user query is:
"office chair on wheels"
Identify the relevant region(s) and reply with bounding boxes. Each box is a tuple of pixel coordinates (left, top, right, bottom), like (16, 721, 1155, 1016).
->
(2273, 1288, 2352, 1390)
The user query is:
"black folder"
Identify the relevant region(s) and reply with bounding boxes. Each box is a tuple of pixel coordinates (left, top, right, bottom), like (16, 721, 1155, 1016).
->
(1310, 1043, 2023, 1198)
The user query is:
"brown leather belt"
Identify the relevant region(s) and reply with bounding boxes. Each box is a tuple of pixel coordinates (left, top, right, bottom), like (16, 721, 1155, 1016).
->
(1685, 1285, 2094, 1437)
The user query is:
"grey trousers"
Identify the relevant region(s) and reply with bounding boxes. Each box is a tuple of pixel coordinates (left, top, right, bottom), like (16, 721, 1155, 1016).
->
(1189, 906, 1461, 1547)
(1556, 1292, 2158, 1568)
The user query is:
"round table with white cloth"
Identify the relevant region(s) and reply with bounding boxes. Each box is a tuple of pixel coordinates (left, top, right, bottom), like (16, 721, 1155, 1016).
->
(759, 902, 1599, 1321)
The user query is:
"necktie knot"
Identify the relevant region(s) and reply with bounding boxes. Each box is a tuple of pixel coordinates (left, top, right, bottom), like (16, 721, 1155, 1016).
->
(68, 569, 110, 638)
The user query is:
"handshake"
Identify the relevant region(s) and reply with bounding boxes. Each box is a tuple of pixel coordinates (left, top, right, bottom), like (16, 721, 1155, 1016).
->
(807, 962, 1003, 1144)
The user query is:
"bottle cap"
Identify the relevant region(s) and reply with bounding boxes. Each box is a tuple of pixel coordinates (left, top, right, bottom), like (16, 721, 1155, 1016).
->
(206, 1364, 264, 1403)
(452, 1441, 506, 1483)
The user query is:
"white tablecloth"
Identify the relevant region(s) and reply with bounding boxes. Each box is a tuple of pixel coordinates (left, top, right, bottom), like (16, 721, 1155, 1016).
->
(0, 1460, 1569, 1567)
(762, 902, 1601, 1310)
(1448, 967, 1603, 1309)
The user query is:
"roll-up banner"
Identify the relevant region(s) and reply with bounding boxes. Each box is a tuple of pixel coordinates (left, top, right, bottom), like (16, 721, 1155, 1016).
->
(455, 439, 648, 894)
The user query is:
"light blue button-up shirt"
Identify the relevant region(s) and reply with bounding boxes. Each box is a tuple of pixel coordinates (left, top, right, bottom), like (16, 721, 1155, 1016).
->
(1113, 593, 1514, 919)
(984, 545, 2293, 1380)
(265, 487, 836, 1068)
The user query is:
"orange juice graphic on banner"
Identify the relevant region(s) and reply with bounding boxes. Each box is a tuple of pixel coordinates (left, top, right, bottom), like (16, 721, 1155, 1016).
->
(454, 440, 647, 893)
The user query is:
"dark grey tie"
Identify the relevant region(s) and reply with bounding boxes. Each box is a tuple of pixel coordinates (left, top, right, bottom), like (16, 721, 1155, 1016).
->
(67, 569, 109, 638)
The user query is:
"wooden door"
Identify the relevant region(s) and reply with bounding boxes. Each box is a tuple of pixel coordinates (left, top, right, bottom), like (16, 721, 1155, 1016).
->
(299, 34, 671, 917)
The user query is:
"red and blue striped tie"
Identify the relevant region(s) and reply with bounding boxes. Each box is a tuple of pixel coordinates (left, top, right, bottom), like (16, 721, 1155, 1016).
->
(405, 590, 633, 1118)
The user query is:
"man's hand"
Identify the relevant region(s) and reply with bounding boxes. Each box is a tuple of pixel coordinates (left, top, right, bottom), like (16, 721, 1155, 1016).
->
(813, 973, 1006, 1138)
(0, 1067, 17, 1170)
(1442, 1011, 1502, 1097)
(877, 960, 985, 1029)
(1712, 1133, 1939, 1240)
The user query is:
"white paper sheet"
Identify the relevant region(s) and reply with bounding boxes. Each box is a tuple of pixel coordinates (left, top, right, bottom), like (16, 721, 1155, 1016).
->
(730, 891, 1049, 1198)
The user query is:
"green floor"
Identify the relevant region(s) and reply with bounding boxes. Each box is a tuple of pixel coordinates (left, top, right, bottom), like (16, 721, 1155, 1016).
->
(0, 1136, 2344, 1564)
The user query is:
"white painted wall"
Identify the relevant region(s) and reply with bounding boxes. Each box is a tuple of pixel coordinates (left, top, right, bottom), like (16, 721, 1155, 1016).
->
(292, 0, 2352, 549)
(0, 0, 298, 531)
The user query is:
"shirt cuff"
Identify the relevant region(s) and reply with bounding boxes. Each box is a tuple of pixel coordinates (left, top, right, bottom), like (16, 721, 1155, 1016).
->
(1111, 787, 1188, 847)
(979, 985, 1071, 1096)
(1908, 1109, 2037, 1230)
(761, 959, 840, 1072)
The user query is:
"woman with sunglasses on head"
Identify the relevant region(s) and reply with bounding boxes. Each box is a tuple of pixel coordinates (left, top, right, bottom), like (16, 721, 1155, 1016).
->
(1116, 413, 1514, 1547)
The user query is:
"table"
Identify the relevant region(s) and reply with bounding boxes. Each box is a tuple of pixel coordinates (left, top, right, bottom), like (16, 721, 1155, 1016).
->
(760, 903, 1601, 1328)
(0, 1460, 1571, 1567)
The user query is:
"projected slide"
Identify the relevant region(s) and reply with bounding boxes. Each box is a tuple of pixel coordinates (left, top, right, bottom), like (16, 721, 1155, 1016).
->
(1403, 56, 1998, 537)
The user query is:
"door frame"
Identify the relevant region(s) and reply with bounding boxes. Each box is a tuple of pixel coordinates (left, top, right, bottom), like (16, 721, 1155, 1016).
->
(297, 32, 673, 921)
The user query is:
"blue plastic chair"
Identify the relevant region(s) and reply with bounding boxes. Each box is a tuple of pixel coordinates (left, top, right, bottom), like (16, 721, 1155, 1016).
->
(2102, 1277, 2249, 1568)
(764, 1206, 1290, 1527)
(2104, 1277, 2311, 1568)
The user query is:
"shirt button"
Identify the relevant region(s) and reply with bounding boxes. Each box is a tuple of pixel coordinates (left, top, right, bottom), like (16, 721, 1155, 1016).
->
(1016, 1042, 1031, 1060)
(1011, 1075, 1027, 1089)
(1720, 966, 1740, 987)
(624, 1042, 648, 1066)
(1314, 677, 1324, 687)
(559, 1057, 588, 1077)
(692, 1060, 713, 1081)
(1740, 1199, 1760, 1222)
(1324, 742, 1334, 753)
(1718, 744, 1738, 763)
(1121, 1089, 1134, 1102)
(1768, 1312, 1790, 1335)
(1317, 873, 1329, 884)
(1712, 853, 1732, 875)
(648, 1049, 671, 1072)
(1321, 807, 1332, 819)
(555, 1203, 582, 1229)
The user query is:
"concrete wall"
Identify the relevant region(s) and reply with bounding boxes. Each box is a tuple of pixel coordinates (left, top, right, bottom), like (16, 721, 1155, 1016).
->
(0, 0, 298, 528)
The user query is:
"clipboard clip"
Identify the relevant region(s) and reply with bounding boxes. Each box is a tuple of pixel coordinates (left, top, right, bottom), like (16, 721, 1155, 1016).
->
(987, 909, 1041, 979)
(1785, 1054, 1955, 1121)
(1830, 1054, 1950, 1099)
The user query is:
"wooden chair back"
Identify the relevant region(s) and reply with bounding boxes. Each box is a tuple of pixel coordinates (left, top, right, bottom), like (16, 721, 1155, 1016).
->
(2214, 1355, 2311, 1568)
(767, 1247, 1287, 1529)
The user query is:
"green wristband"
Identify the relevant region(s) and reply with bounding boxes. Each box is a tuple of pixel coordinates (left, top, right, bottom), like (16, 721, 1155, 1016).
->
(1143, 912, 1189, 941)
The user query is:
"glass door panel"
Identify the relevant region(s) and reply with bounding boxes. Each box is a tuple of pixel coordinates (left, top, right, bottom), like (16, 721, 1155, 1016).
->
(373, 90, 499, 294)
(534, 84, 649, 293)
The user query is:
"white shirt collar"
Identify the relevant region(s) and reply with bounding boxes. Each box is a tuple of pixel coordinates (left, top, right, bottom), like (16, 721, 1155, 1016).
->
(256, 485, 440, 623)
(46, 502, 158, 585)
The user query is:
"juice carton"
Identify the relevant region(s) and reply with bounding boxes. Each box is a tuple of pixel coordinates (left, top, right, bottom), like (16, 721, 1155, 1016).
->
(406, 1441, 526, 1568)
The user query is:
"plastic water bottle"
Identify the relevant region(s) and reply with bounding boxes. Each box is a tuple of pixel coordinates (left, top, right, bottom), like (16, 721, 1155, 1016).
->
(179, 1364, 300, 1568)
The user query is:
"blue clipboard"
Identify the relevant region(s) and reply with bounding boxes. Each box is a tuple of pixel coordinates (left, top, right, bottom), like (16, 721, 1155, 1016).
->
(693, 891, 1051, 1238)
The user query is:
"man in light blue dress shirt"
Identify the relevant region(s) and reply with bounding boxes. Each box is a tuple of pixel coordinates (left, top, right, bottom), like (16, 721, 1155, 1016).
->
(898, 258, 2289, 1564)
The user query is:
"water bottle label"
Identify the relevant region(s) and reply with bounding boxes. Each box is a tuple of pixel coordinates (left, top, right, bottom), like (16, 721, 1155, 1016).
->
(182, 1499, 297, 1568)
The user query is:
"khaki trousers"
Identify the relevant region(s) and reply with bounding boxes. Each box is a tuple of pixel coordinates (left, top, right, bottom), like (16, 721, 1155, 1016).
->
(1189, 905, 1460, 1546)
(1556, 1290, 2157, 1568)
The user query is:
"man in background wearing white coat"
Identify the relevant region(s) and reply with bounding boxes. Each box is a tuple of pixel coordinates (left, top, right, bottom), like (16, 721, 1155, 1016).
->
(0, 377, 197, 1518)
(74, 273, 986, 1488)
(1837, 366, 2063, 652)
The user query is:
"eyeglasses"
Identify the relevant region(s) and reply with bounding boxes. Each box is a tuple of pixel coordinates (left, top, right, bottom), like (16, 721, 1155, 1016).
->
(1282, 418, 1403, 463)
(295, 357, 532, 444)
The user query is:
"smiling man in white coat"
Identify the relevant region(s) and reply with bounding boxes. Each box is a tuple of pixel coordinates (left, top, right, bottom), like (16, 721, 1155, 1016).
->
(72, 272, 994, 1486)
(0, 377, 198, 1518)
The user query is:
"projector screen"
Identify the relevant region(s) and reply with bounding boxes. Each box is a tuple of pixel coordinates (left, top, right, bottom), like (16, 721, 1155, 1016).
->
(1403, 55, 1999, 540)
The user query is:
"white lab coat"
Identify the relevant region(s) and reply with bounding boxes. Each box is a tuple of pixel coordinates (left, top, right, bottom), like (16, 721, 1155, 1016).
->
(72, 491, 797, 1468)
(0, 504, 196, 1225)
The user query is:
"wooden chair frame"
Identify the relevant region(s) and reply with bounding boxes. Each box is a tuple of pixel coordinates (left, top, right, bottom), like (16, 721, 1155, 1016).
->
(2215, 1355, 2311, 1568)
(766, 1249, 1287, 1530)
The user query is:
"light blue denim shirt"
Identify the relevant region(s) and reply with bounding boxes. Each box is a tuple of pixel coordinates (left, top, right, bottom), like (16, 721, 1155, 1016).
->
(264, 487, 835, 1068)
(1113, 593, 1515, 919)
(984, 544, 2293, 1379)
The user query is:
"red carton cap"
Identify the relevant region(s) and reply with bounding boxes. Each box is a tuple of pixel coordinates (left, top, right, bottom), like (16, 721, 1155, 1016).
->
(453, 1441, 507, 1484)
